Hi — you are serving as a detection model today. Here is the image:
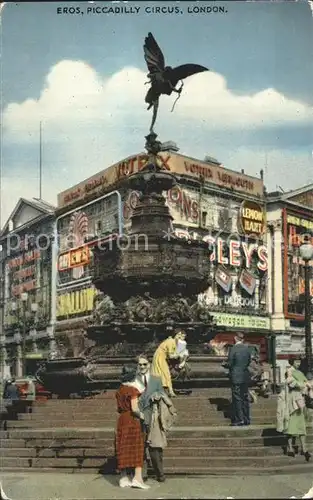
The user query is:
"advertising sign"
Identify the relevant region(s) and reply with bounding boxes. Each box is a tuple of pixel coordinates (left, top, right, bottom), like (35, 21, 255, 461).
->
(56, 191, 123, 322)
(57, 191, 122, 288)
(57, 152, 264, 209)
(56, 286, 97, 320)
(7, 248, 41, 297)
(239, 200, 266, 237)
(283, 209, 313, 319)
(210, 312, 270, 330)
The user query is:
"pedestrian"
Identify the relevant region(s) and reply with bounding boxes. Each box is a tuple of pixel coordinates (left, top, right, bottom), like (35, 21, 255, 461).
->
(150, 330, 185, 397)
(276, 357, 312, 461)
(115, 364, 149, 489)
(136, 353, 168, 482)
(227, 333, 251, 426)
(146, 389, 176, 478)
(3, 379, 20, 401)
(2, 379, 21, 429)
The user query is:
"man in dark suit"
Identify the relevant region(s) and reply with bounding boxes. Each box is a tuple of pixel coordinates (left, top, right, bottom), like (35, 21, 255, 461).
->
(227, 333, 252, 426)
(137, 354, 167, 482)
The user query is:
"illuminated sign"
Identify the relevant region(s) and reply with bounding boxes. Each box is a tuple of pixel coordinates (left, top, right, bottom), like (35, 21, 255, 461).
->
(58, 152, 264, 208)
(57, 192, 121, 287)
(284, 209, 313, 319)
(287, 214, 313, 231)
(239, 200, 265, 237)
(210, 312, 270, 330)
(167, 186, 199, 222)
(174, 228, 268, 272)
(7, 249, 41, 297)
(56, 286, 97, 319)
(123, 187, 200, 226)
(58, 246, 91, 271)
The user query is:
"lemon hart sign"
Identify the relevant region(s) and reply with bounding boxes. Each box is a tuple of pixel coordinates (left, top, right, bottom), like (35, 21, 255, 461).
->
(239, 200, 266, 237)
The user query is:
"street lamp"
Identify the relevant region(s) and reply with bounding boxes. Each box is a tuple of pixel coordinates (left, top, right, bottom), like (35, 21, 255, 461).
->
(299, 242, 313, 374)
(21, 292, 28, 375)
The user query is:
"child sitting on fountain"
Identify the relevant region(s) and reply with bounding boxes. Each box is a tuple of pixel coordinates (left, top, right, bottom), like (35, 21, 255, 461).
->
(171, 331, 191, 386)
(176, 333, 189, 369)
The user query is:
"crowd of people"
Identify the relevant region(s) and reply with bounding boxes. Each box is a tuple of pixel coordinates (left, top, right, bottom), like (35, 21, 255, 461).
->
(114, 330, 313, 488)
(2, 329, 313, 488)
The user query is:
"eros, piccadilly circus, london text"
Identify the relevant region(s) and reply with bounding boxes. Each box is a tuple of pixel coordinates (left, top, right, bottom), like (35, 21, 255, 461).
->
(56, 5, 228, 16)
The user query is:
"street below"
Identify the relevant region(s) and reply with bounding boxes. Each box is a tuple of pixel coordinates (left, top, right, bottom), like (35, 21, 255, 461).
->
(1, 471, 313, 499)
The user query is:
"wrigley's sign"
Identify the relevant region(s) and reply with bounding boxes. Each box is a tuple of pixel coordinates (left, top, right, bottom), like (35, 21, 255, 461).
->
(58, 152, 264, 208)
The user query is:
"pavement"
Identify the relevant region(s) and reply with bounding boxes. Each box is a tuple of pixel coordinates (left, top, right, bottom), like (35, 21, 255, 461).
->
(1, 472, 313, 499)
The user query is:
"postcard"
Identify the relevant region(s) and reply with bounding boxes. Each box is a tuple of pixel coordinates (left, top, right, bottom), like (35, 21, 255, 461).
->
(0, 2, 313, 498)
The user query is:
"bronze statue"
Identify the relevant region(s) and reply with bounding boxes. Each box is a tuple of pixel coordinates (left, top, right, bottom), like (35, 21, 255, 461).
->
(144, 32, 209, 132)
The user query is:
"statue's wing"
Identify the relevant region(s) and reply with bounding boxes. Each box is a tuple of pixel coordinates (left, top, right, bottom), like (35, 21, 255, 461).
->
(144, 32, 165, 73)
(170, 64, 209, 84)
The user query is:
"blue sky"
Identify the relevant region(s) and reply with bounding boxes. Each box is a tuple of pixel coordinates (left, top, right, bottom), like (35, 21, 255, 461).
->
(1, 0, 313, 226)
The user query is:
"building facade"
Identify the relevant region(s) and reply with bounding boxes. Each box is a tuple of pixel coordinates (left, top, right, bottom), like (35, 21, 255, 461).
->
(267, 185, 313, 379)
(55, 145, 269, 359)
(0, 198, 56, 378)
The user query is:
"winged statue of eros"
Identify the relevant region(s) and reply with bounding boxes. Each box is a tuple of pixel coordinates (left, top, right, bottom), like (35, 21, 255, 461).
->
(143, 32, 209, 132)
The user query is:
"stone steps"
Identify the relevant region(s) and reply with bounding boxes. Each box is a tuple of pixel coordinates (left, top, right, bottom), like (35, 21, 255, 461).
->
(0, 454, 311, 470)
(32, 396, 277, 406)
(1, 464, 312, 475)
(1, 435, 297, 448)
(6, 420, 277, 429)
(0, 426, 287, 438)
(7, 395, 278, 429)
(0, 445, 299, 458)
(0, 387, 304, 476)
(28, 406, 277, 418)
(17, 408, 278, 419)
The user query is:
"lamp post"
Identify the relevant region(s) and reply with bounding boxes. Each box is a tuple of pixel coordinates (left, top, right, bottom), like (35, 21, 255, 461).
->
(11, 294, 39, 376)
(299, 242, 313, 375)
(21, 292, 28, 376)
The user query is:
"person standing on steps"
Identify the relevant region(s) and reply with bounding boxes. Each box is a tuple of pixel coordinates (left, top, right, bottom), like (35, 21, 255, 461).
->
(115, 365, 149, 490)
(136, 354, 169, 483)
(276, 357, 312, 462)
(227, 333, 251, 426)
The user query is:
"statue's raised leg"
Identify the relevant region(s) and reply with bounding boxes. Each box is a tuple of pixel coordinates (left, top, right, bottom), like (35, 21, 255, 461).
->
(150, 98, 159, 133)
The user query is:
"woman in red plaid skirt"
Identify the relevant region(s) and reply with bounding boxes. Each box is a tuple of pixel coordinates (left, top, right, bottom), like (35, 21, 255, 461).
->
(115, 365, 149, 489)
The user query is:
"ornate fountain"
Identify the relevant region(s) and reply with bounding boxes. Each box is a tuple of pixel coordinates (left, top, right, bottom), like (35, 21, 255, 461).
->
(36, 35, 229, 396)
(37, 134, 226, 396)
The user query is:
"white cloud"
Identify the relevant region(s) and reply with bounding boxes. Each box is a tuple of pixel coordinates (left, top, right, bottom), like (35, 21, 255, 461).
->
(1, 59, 312, 225)
(4, 60, 312, 136)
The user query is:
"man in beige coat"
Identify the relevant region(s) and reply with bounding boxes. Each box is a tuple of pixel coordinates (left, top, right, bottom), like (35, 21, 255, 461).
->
(146, 391, 177, 481)
(136, 354, 176, 482)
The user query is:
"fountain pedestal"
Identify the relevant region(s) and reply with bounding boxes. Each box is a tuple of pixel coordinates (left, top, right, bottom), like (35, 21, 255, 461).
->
(37, 133, 219, 396)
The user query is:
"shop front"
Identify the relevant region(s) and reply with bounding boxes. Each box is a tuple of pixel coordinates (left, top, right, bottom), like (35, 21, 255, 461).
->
(283, 208, 313, 320)
(208, 312, 270, 360)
